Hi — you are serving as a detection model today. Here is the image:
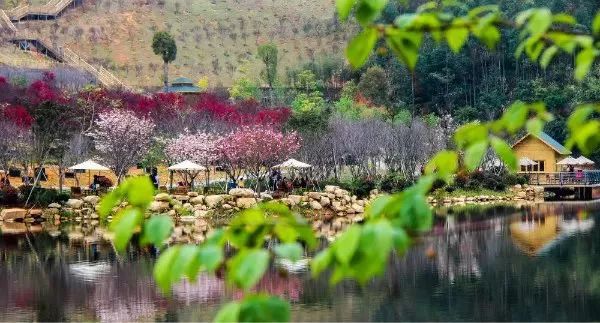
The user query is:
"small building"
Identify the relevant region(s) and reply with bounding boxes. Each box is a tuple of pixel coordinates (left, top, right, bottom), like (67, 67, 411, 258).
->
(512, 131, 571, 173)
(163, 77, 201, 94)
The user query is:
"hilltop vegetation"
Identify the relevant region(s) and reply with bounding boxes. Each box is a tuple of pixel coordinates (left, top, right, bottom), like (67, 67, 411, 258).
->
(3, 0, 351, 88)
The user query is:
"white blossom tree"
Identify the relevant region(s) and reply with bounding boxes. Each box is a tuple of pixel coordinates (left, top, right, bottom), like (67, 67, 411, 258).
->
(92, 109, 155, 183)
(165, 132, 219, 188)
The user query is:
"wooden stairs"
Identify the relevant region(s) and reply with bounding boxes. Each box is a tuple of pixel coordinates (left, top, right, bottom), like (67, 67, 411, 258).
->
(1, 0, 129, 90)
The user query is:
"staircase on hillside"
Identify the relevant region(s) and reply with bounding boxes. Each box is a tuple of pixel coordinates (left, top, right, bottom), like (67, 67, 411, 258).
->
(2, 0, 130, 90)
(6, 0, 78, 21)
(0, 9, 17, 32)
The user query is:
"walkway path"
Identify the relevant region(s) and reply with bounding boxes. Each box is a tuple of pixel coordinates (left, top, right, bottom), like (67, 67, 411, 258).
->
(1, 0, 129, 89)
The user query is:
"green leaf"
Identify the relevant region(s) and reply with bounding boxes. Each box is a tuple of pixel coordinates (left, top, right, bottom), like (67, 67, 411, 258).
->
(454, 123, 488, 149)
(153, 246, 181, 293)
(540, 45, 558, 69)
(575, 48, 597, 81)
(109, 208, 142, 251)
(501, 101, 528, 133)
(353, 220, 394, 283)
(526, 118, 543, 136)
(391, 226, 410, 254)
(552, 13, 576, 25)
(446, 27, 469, 53)
(141, 215, 173, 246)
(311, 249, 333, 277)
(490, 137, 517, 171)
(214, 301, 241, 323)
(346, 27, 378, 68)
(425, 150, 458, 179)
(355, 0, 388, 25)
(198, 244, 224, 272)
(567, 105, 595, 132)
(333, 225, 361, 265)
(527, 9, 552, 35)
(274, 242, 303, 262)
(336, 0, 356, 21)
(464, 141, 488, 171)
(475, 25, 500, 49)
(228, 249, 270, 290)
(98, 187, 123, 218)
(238, 295, 290, 322)
(366, 194, 393, 218)
(593, 11, 600, 36)
(126, 176, 155, 208)
(273, 222, 299, 243)
(386, 29, 422, 70)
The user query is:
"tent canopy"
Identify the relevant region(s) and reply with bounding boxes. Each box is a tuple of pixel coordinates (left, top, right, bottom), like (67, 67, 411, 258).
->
(557, 156, 579, 166)
(69, 160, 110, 171)
(519, 157, 538, 166)
(575, 156, 595, 165)
(273, 158, 312, 169)
(168, 160, 206, 171)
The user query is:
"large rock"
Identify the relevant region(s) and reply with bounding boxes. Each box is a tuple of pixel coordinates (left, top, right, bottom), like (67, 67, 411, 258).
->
(180, 216, 197, 224)
(260, 193, 273, 201)
(48, 203, 61, 209)
(308, 192, 322, 200)
(229, 188, 255, 198)
(66, 199, 84, 209)
(320, 196, 331, 207)
(237, 197, 257, 209)
(288, 195, 302, 206)
(149, 201, 170, 212)
(154, 193, 171, 202)
(325, 185, 339, 193)
(205, 195, 225, 208)
(0, 208, 27, 221)
(187, 191, 199, 197)
(83, 195, 100, 205)
(351, 203, 364, 213)
(189, 196, 205, 205)
(310, 201, 323, 210)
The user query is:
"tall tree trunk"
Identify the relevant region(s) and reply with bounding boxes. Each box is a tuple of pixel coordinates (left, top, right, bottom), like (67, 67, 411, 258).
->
(163, 61, 169, 91)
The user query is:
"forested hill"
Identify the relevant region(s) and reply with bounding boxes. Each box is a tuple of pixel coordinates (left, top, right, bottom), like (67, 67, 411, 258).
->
(1, 0, 351, 88)
(356, 0, 600, 147)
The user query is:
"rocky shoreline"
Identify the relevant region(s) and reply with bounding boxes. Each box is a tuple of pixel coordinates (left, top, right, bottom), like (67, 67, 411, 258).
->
(0, 184, 546, 244)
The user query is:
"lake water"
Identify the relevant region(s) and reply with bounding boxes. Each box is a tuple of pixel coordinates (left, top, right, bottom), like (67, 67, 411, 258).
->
(2, 202, 600, 321)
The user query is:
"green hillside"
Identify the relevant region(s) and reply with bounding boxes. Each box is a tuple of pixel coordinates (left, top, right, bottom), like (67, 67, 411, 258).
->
(4, 0, 352, 88)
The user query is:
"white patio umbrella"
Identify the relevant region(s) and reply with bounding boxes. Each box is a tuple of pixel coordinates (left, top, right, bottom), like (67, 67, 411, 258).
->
(519, 157, 538, 166)
(575, 156, 595, 166)
(557, 156, 579, 165)
(273, 158, 312, 169)
(168, 160, 206, 189)
(68, 160, 110, 187)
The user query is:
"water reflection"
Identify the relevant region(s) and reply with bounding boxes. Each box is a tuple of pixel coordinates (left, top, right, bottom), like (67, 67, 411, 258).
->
(2, 202, 600, 321)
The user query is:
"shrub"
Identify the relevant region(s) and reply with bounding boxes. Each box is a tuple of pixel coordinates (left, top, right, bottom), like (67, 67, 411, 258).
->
(0, 185, 19, 205)
(340, 177, 376, 198)
(96, 176, 114, 188)
(18, 186, 69, 207)
(379, 172, 409, 193)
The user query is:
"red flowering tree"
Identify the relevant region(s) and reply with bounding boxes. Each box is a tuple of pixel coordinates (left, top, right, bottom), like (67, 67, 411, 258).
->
(0, 104, 32, 183)
(92, 109, 155, 183)
(218, 125, 300, 190)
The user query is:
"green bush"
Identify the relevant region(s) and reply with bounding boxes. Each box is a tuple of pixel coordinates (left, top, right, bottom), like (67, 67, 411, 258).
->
(0, 186, 20, 205)
(339, 177, 376, 198)
(18, 186, 70, 207)
(378, 172, 409, 193)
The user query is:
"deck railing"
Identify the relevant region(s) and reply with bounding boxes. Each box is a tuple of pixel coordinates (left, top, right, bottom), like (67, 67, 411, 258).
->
(0, 9, 17, 32)
(6, 0, 74, 20)
(525, 171, 600, 186)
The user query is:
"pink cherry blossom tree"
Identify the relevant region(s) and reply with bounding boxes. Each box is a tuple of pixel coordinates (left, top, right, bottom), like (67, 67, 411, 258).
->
(218, 125, 300, 191)
(165, 132, 220, 188)
(92, 109, 155, 183)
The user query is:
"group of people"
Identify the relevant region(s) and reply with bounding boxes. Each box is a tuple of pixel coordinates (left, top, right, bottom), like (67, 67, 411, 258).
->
(268, 169, 310, 192)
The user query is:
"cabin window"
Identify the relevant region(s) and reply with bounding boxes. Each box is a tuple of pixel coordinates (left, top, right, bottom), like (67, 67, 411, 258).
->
(520, 161, 545, 172)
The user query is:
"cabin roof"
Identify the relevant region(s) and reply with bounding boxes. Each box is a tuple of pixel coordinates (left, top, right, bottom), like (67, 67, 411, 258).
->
(171, 77, 194, 85)
(512, 131, 571, 155)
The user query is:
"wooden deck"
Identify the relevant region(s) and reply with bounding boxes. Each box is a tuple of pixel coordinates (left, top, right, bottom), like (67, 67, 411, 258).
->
(525, 171, 600, 188)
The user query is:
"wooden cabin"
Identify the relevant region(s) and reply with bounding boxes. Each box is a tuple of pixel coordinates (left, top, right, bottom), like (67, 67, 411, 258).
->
(512, 131, 571, 173)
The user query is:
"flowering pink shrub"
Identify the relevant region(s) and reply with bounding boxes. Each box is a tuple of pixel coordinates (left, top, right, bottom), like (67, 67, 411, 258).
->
(218, 125, 300, 184)
(92, 109, 155, 182)
(165, 132, 219, 165)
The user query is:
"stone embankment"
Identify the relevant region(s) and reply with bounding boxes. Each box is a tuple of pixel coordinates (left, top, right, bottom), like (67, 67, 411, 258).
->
(0, 184, 545, 243)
